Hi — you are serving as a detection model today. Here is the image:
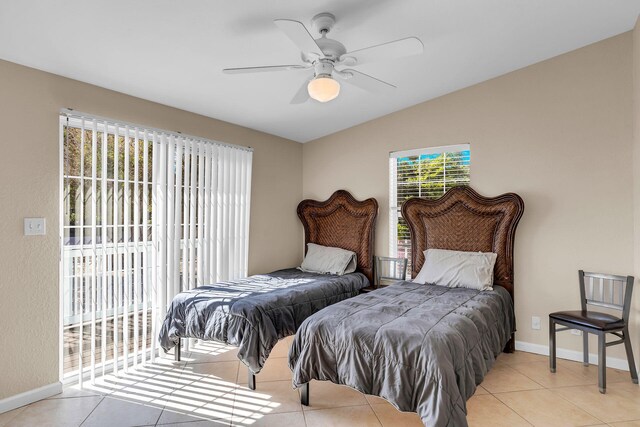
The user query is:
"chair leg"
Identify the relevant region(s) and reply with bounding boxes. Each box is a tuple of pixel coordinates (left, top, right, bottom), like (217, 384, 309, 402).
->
(549, 318, 556, 373)
(582, 331, 589, 366)
(623, 327, 639, 384)
(598, 333, 606, 394)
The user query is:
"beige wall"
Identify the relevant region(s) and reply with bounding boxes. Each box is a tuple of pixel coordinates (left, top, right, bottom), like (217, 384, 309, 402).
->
(303, 33, 636, 359)
(633, 18, 640, 370)
(0, 59, 302, 400)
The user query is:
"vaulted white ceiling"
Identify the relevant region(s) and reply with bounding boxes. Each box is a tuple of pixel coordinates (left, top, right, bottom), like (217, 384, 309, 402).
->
(1, 1, 639, 142)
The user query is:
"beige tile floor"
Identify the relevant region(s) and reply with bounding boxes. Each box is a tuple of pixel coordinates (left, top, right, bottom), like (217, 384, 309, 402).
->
(0, 339, 638, 427)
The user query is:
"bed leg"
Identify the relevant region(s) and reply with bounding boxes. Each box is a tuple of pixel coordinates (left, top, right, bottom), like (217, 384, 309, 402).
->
(504, 333, 515, 353)
(175, 339, 181, 362)
(300, 383, 309, 406)
(248, 369, 256, 390)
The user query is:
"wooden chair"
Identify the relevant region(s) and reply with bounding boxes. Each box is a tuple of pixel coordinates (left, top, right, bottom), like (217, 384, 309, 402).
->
(549, 270, 638, 393)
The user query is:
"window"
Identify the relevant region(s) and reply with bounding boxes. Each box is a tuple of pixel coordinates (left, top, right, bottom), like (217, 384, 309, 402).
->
(60, 111, 252, 384)
(389, 144, 470, 275)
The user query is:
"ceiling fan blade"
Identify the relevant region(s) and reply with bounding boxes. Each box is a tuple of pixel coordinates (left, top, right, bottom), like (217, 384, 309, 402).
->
(274, 19, 323, 56)
(339, 37, 423, 66)
(339, 69, 396, 93)
(290, 79, 310, 104)
(223, 64, 309, 74)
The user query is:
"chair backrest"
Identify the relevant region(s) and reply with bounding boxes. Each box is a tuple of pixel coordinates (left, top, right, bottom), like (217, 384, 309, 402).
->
(579, 270, 634, 322)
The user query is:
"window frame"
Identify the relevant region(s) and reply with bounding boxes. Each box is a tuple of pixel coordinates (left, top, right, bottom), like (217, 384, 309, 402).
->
(388, 144, 471, 275)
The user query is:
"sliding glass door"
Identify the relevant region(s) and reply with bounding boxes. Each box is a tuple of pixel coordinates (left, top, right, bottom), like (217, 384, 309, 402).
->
(59, 111, 252, 385)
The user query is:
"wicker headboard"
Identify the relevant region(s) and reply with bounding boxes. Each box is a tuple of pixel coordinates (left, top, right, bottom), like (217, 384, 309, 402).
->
(401, 186, 524, 299)
(297, 190, 378, 283)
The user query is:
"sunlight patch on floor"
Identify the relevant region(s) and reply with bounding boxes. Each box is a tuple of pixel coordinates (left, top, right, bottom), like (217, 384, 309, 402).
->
(72, 342, 286, 424)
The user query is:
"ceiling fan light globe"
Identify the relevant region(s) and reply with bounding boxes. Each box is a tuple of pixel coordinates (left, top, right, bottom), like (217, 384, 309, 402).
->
(307, 76, 340, 102)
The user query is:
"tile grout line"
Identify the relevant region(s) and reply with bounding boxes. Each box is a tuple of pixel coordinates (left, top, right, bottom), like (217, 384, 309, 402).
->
(483, 392, 533, 427)
(516, 363, 611, 425)
(482, 364, 537, 427)
(500, 363, 548, 390)
(48, 393, 105, 400)
(78, 395, 106, 426)
(177, 358, 234, 425)
(230, 359, 242, 427)
(507, 360, 599, 389)
(0, 405, 27, 427)
(505, 357, 632, 388)
(302, 402, 378, 413)
(488, 364, 608, 427)
(153, 358, 188, 426)
(367, 399, 384, 427)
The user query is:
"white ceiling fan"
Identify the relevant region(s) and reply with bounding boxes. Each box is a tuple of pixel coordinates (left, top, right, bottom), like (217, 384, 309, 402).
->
(223, 13, 424, 104)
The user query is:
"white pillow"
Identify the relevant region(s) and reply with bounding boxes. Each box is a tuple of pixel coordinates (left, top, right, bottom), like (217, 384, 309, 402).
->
(298, 243, 357, 276)
(413, 248, 497, 291)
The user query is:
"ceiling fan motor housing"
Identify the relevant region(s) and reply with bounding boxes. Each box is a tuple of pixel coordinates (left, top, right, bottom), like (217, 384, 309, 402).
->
(314, 59, 334, 78)
(300, 37, 345, 64)
(315, 37, 346, 61)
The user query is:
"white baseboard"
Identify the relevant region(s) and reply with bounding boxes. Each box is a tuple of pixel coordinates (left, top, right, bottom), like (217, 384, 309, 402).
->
(515, 340, 632, 371)
(0, 382, 62, 414)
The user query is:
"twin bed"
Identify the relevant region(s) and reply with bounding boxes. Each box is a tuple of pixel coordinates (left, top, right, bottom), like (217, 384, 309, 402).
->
(158, 190, 378, 389)
(289, 187, 524, 427)
(159, 186, 524, 426)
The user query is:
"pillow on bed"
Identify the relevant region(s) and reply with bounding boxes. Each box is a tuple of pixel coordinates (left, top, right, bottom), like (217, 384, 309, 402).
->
(299, 243, 357, 276)
(413, 248, 497, 291)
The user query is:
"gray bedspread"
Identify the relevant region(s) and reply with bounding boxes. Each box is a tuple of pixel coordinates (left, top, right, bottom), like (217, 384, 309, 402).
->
(159, 268, 368, 374)
(288, 281, 515, 427)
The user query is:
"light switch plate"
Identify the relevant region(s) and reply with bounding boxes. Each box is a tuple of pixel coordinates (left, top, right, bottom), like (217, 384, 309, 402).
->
(24, 217, 46, 236)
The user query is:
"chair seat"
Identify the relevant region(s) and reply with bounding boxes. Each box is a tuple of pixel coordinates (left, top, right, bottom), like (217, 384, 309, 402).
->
(550, 310, 624, 331)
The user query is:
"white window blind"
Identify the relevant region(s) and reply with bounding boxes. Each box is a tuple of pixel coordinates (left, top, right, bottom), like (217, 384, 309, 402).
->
(59, 111, 252, 385)
(389, 144, 470, 276)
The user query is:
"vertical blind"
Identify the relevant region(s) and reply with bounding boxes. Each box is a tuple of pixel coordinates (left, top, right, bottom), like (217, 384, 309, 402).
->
(389, 144, 470, 275)
(59, 111, 252, 385)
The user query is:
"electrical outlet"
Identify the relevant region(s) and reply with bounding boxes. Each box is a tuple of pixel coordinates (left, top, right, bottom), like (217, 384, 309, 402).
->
(531, 316, 541, 330)
(571, 329, 582, 336)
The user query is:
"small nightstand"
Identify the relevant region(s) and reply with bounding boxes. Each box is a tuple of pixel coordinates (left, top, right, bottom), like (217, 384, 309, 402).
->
(361, 256, 408, 293)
